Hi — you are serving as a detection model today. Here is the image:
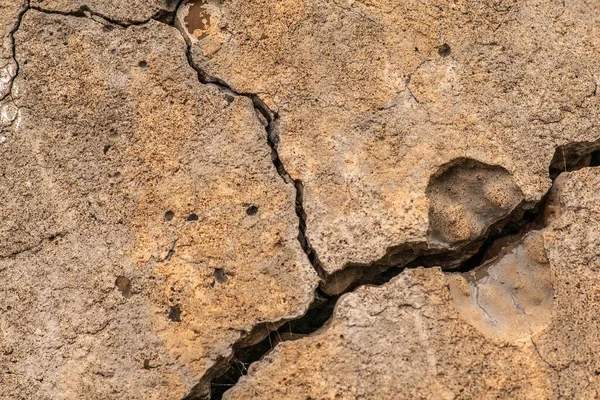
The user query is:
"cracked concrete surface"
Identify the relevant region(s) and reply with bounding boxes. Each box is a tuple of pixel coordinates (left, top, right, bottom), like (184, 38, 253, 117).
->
(2, 0, 600, 399)
(179, 0, 600, 281)
(225, 168, 600, 400)
(1, 8, 316, 399)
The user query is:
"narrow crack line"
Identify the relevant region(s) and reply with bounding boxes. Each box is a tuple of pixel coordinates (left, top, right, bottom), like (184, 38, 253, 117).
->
(179, 43, 329, 400)
(171, 7, 328, 398)
(0, 231, 66, 261)
(530, 338, 555, 370)
(0, 0, 30, 104)
(179, 38, 327, 282)
(28, 4, 178, 28)
(405, 60, 433, 121)
(4, 1, 181, 108)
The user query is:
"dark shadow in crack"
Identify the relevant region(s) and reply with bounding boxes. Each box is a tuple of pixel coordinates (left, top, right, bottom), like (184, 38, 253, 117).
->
(188, 138, 600, 400)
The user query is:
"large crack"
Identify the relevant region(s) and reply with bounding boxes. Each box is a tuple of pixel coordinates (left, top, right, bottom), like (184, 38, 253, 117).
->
(169, 3, 600, 398)
(5, 5, 325, 399)
(196, 141, 600, 399)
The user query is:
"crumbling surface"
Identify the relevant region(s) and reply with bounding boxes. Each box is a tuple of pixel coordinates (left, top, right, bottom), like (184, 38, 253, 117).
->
(2, 0, 600, 399)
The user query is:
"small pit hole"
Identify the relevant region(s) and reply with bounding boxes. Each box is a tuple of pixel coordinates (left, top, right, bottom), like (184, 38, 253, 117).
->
(115, 276, 132, 299)
(438, 43, 451, 57)
(214, 268, 228, 284)
(138, 60, 148, 68)
(186, 213, 199, 221)
(164, 211, 175, 221)
(246, 205, 259, 216)
(168, 305, 181, 322)
(103, 144, 111, 154)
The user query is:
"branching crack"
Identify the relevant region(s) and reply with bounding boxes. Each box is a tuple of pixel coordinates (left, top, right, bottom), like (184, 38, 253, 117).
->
(9, 3, 600, 398)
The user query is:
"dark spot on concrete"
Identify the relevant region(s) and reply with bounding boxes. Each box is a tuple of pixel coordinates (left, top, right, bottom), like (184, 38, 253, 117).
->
(102, 25, 115, 32)
(186, 213, 199, 221)
(168, 305, 182, 322)
(246, 205, 259, 216)
(165, 211, 175, 221)
(103, 144, 111, 154)
(438, 43, 451, 57)
(138, 60, 148, 68)
(115, 276, 132, 299)
(214, 268, 228, 284)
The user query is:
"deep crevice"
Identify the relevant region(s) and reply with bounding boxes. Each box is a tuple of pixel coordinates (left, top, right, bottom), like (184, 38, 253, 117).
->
(198, 139, 600, 399)
(173, 7, 326, 399)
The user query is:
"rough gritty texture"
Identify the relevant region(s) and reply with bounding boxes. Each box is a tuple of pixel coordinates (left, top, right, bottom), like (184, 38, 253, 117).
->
(181, 0, 600, 276)
(3, 1, 600, 399)
(226, 168, 600, 399)
(0, 10, 317, 399)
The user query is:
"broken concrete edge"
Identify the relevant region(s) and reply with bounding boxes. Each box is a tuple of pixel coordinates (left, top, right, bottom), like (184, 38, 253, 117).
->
(206, 141, 600, 400)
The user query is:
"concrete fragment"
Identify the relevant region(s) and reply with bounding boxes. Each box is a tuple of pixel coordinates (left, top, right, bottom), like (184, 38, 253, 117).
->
(225, 168, 600, 399)
(180, 0, 600, 282)
(0, 10, 317, 399)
